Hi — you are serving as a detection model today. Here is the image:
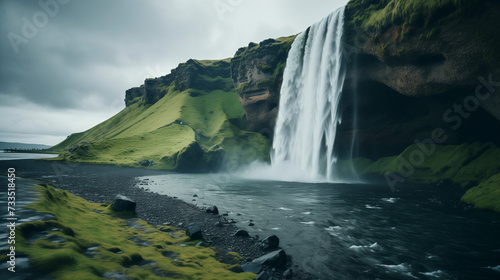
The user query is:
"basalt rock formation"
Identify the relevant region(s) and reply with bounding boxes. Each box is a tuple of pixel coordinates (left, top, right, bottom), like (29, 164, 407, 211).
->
(230, 36, 295, 136)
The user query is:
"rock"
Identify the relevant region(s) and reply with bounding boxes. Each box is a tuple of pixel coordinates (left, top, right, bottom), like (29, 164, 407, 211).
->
(139, 160, 150, 166)
(186, 223, 203, 240)
(110, 195, 136, 212)
(241, 262, 262, 274)
(231, 37, 294, 133)
(283, 269, 293, 279)
(206, 205, 219, 215)
(260, 235, 280, 250)
(255, 271, 269, 280)
(234, 229, 250, 237)
(248, 222, 255, 226)
(252, 249, 287, 268)
(215, 221, 224, 227)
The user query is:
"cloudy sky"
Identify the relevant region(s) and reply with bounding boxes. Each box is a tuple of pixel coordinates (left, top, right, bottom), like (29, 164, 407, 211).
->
(0, 0, 348, 146)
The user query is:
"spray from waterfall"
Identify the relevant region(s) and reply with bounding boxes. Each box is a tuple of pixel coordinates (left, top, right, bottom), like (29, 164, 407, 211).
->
(271, 7, 346, 182)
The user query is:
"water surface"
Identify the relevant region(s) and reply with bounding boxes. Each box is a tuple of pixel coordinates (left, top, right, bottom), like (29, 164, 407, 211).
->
(137, 173, 500, 280)
(0, 152, 58, 161)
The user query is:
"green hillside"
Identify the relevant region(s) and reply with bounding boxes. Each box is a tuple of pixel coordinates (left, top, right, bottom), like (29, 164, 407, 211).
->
(51, 59, 269, 171)
(339, 142, 500, 212)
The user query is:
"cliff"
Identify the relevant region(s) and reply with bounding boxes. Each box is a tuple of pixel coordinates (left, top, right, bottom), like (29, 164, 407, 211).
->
(230, 36, 295, 136)
(226, 0, 500, 211)
(52, 59, 269, 171)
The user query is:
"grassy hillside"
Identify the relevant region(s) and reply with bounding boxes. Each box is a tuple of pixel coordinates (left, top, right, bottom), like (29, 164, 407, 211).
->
(51, 59, 269, 171)
(3, 183, 255, 279)
(342, 142, 500, 212)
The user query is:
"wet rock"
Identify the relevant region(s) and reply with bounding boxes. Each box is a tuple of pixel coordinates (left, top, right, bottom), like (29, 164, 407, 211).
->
(234, 229, 250, 237)
(110, 195, 136, 212)
(206, 205, 219, 215)
(283, 268, 293, 279)
(186, 223, 203, 240)
(252, 249, 287, 268)
(260, 235, 280, 250)
(256, 271, 269, 280)
(241, 262, 262, 274)
(248, 222, 255, 226)
(215, 221, 224, 227)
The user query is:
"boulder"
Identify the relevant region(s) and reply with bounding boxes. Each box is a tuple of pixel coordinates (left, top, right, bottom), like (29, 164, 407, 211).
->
(241, 262, 262, 274)
(252, 249, 287, 268)
(110, 195, 136, 212)
(260, 235, 279, 250)
(206, 205, 219, 215)
(234, 229, 250, 237)
(186, 223, 203, 240)
(139, 160, 150, 166)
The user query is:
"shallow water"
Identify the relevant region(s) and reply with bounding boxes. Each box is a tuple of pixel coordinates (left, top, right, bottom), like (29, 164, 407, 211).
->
(0, 152, 58, 161)
(137, 173, 500, 280)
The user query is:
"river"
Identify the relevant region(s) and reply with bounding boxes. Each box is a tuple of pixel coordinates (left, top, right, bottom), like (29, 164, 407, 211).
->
(136, 173, 500, 280)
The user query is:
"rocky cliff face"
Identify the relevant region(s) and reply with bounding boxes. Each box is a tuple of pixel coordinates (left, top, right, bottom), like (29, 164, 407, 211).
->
(125, 59, 234, 107)
(230, 36, 295, 136)
(229, 0, 500, 160)
(343, 0, 500, 119)
(336, 0, 500, 159)
(55, 58, 269, 172)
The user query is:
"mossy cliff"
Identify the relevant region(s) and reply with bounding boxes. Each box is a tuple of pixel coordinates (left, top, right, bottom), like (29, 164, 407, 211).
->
(230, 36, 296, 135)
(1, 183, 255, 279)
(51, 59, 269, 171)
(335, 0, 500, 212)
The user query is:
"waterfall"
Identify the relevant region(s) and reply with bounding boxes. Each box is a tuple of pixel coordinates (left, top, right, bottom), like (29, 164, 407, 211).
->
(271, 7, 346, 182)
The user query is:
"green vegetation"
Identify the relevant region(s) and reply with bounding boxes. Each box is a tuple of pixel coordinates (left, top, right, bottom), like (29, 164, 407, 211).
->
(3, 183, 254, 279)
(347, 0, 476, 31)
(231, 35, 296, 94)
(462, 173, 500, 212)
(344, 0, 480, 46)
(50, 58, 270, 171)
(346, 142, 500, 212)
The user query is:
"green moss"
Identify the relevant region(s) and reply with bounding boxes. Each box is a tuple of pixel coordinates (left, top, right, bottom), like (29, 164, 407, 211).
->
(344, 0, 481, 47)
(49, 57, 270, 171)
(461, 173, 500, 212)
(231, 35, 296, 95)
(347, 0, 477, 32)
(16, 184, 256, 280)
(350, 142, 500, 212)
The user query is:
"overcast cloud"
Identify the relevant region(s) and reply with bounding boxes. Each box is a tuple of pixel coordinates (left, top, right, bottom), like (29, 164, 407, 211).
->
(0, 0, 348, 145)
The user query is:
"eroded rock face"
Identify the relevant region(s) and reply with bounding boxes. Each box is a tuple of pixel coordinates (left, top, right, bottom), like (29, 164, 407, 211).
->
(229, 1, 500, 160)
(230, 37, 295, 135)
(343, 0, 500, 119)
(125, 59, 233, 106)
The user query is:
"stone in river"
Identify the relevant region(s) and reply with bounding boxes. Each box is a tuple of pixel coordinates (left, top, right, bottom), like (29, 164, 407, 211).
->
(206, 205, 219, 214)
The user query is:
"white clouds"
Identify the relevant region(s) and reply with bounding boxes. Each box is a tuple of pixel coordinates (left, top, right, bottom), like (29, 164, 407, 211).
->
(0, 0, 348, 145)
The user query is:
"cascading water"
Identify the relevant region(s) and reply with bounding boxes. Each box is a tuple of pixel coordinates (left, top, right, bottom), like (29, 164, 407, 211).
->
(271, 7, 346, 181)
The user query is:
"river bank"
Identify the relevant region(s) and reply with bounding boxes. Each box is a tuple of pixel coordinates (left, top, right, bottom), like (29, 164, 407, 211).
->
(0, 159, 308, 279)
